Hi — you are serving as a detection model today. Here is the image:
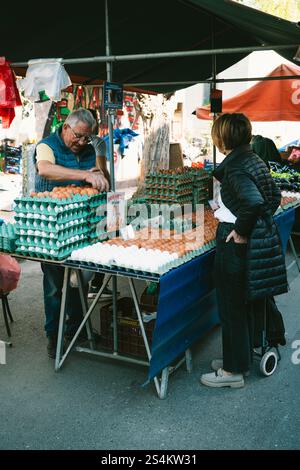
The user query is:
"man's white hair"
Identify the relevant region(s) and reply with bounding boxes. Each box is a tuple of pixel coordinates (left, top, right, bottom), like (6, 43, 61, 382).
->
(65, 108, 96, 129)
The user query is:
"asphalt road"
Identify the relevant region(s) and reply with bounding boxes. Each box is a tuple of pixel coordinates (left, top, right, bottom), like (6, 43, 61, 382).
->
(0, 255, 299, 451)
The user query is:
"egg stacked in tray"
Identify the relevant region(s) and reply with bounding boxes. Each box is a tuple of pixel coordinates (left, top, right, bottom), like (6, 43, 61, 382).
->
(13, 186, 107, 260)
(144, 167, 212, 208)
(144, 168, 193, 205)
(189, 167, 212, 209)
(70, 207, 219, 276)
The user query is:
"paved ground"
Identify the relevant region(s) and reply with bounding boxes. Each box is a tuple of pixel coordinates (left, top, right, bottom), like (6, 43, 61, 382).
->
(0, 250, 300, 451)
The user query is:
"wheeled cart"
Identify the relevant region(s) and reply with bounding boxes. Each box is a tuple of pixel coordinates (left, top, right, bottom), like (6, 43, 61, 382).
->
(253, 297, 283, 377)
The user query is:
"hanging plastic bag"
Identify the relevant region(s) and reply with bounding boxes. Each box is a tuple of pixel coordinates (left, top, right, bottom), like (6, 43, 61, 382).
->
(17, 58, 71, 102)
(0, 254, 21, 293)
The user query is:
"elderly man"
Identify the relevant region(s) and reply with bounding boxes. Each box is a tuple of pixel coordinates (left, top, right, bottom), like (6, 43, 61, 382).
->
(35, 108, 109, 358)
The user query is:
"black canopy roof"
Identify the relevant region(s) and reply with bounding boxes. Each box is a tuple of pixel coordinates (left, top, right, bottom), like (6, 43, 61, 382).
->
(3, 0, 300, 92)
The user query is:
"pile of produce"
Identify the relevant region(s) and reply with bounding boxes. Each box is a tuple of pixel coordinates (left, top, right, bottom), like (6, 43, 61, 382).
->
(271, 165, 300, 192)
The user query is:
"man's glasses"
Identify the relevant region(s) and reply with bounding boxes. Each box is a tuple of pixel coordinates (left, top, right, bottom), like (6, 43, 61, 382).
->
(68, 125, 92, 144)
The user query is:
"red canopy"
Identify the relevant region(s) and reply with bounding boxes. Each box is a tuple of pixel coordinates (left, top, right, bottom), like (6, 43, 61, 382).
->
(196, 64, 300, 122)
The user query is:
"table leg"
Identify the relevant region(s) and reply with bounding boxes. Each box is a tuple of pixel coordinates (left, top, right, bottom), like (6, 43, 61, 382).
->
(128, 278, 163, 398)
(56, 271, 112, 369)
(185, 348, 193, 372)
(55, 266, 70, 371)
(76, 269, 95, 348)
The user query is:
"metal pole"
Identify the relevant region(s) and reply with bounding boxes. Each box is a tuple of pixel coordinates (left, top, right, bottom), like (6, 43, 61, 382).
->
(211, 18, 217, 170)
(105, 0, 118, 353)
(105, 0, 115, 192)
(125, 74, 300, 87)
(11, 44, 298, 68)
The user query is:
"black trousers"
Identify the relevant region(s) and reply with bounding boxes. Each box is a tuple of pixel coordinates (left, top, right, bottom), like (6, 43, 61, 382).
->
(214, 222, 253, 373)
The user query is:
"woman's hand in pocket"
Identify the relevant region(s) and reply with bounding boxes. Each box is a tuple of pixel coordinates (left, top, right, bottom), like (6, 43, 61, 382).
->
(226, 229, 247, 244)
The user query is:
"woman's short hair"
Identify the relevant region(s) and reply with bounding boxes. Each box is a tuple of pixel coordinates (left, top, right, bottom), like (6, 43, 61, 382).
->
(65, 108, 96, 130)
(211, 113, 252, 151)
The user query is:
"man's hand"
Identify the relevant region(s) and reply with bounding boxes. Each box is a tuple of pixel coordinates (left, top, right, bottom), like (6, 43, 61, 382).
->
(226, 229, 247, 244)
(84, 170, 109, 191)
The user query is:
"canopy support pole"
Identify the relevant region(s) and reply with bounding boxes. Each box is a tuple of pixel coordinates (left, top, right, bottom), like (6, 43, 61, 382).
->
(105, 0, 118, 354)
(11, 44, 298, 68)
(211, 17, 217, 170)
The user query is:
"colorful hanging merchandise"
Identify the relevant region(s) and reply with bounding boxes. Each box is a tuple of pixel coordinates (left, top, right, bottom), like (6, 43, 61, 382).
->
(124, 92, 141, 130)
(0, 57, 22, 128)
(17, 58, 71, 102)
(72, 85, 87, 109)
(87, 86, 101, 110)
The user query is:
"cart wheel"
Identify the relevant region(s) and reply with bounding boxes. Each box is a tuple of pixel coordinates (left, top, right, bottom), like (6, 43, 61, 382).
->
(260, 351, 277, 376)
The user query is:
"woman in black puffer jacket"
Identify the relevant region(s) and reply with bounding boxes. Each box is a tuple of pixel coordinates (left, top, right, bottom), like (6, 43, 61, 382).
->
(200, 113, 287, 389)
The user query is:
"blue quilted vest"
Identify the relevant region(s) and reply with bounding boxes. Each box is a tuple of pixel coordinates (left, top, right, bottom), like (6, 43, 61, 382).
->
(34, 129, 96, 192)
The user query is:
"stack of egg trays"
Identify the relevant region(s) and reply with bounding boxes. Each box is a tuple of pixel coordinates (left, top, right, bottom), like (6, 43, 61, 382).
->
(86, 192, 108, 243)
(14, 194, 91, 260)
(0, 223, 17, 253)
(192, 185, 209, 209)
(144, 172, 193, 204)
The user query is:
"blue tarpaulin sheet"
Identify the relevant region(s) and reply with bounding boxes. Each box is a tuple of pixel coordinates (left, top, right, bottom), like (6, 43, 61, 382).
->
(148, 207, 296, 381)
(148, 249, 219, 380)
(274, 207, 295, 254)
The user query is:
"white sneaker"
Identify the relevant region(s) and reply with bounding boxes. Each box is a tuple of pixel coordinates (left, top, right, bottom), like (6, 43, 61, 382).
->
(200, 369, 245, 388)
(211, 359, 250, 377)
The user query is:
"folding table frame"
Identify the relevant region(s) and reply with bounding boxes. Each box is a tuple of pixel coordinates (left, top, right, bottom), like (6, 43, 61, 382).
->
(55, 262, 192, 399)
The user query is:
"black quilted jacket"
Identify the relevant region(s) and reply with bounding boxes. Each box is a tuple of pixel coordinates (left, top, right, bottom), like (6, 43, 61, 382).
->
(213, 144, 288, 300)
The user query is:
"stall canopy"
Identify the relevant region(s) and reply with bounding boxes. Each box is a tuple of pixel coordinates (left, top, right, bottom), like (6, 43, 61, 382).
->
(196, 63, 300, 121)
(3, 0, 300, 93)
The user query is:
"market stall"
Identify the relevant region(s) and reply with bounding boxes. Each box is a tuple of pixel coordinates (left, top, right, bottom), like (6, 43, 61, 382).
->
(1, 0, 300, 397)
(1, 173, 299, 397)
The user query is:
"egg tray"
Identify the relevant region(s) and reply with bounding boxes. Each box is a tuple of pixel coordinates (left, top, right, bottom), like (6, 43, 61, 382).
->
(87, 194, 107, 209)
(145, 188, 193, 197)
(0, 223, 17, 253)
(144, 196, 193, 205)
(193, 187, 209, 199)
(16, 225, 91, 245)
(14, 219, 87, 235)
(15, 194, 88, 208)
(88, 213, 107, 225)
(189, 171, 211, 180)
(15, 240, 90, 261)
(145, 182, 193, 191)
(145, 192, 193, 200)
(89, 229, 109, 242)
(15, 216, 88, 236)
(15, 232, 88, 251)
(0, 237, 17, 253)
(69, 241, 216, 276)
(14, 203, 88, 219)
(146, 172, 192, 182)
(14, 208, 90, 228)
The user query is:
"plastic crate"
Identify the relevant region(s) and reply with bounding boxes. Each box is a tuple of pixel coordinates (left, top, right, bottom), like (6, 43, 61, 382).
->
(99, 297, 155, 359)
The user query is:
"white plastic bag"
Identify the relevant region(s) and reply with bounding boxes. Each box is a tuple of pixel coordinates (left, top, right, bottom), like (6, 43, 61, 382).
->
(17, 58, 71, 102)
